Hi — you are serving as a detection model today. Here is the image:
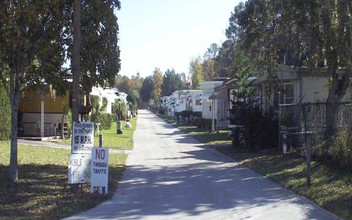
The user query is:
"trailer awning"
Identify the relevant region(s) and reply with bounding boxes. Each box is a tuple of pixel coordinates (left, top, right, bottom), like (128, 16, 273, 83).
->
(200, 92, 214, 99)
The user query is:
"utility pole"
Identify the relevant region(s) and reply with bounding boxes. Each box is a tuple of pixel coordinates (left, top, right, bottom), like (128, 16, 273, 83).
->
(72, 0, 81, 123)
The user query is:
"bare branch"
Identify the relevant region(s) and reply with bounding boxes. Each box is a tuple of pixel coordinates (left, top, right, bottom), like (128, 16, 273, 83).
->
(19, 83, 50, 103)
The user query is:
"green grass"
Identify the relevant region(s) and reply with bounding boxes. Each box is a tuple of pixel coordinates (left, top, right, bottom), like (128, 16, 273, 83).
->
(53, 117, 137, 150)
(0, 143, 127, 219)
(158, 114, 352, 219)
(157, 114, 231, 145)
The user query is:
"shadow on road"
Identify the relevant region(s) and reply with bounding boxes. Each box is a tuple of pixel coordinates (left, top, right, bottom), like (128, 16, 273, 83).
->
(69, 110, 336, 219)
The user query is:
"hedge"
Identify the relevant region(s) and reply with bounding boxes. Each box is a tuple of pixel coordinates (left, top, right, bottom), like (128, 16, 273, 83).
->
(193, 118, 214, 130)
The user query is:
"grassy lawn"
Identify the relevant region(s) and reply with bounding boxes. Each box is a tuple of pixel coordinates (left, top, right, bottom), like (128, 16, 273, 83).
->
(0, 143, 127, 220)
(158, 114, 352, 219)
(53, 117, 137, 150)
(0, 117, 137, 219)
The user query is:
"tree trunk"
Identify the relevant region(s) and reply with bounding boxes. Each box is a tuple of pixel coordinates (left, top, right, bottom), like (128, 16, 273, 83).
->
(9, 92, 19, 183)
(325, 54, 350, 138)
(72, 0, 81, 123)
(325, 95, 338, 137)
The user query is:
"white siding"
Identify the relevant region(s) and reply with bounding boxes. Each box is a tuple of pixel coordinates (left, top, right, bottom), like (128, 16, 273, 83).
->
(301, 76, 329, 103)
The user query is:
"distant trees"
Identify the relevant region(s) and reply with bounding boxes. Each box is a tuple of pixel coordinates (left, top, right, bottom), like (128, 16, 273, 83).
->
(190, 58, 203, 89)
(119, 68, 186, 107)
(152, 68, 163, 101)
(161, 69, 185, 96)
(117, 76, 135, 94)
(140, 76, 154, 104)
(115, 76, 138, 112)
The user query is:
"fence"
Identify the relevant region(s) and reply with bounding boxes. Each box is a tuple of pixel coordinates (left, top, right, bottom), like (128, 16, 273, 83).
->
(279, 102, 352, 148)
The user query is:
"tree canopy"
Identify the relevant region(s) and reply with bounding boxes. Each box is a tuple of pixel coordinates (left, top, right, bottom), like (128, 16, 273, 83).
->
(161, 69, 185, 96)
(0, 0, 121, 183)
(190, 58, 203, 89)
(78, 0, 121, 92)
(140, 76, 154, 104)
(226, 0, 352, 135)
(153, 68, 163, 101)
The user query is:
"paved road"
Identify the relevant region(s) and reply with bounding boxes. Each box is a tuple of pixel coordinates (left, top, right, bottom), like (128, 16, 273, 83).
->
(64, 110, 338, 220)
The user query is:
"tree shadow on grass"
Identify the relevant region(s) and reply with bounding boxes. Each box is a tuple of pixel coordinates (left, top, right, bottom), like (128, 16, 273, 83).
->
(0, 164, 125, 220)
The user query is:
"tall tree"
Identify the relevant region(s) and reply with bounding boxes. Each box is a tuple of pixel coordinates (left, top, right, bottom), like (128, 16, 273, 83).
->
(190, 58, 203, 89)
(214, 40, 237, 77)
(152, 68, 163, 101)
(131, 73, 144, 92)
(0, 0, 121, 183)
(226, 0, 352, 136)
(202, 58, 216, 81)
(0, 1, 69, 182)
(140, 76, 154, 104)
(117, 76, 134, 94)
(78, 0, 121, 93)
(161, 69, 185, 96)
(115, 76, 138, 112)
(205, 43, 220, 60)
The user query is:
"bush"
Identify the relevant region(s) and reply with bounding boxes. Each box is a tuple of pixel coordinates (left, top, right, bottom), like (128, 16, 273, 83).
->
(180, 110, 192, 118)
(90, 113, 113, 130)
(313, 126, 352, 172)
(191, 111, 202, 118)
(0, 86, 11, 140)
(244, 107, 278, 149)
(193, 118, 214, 130)
(100, 113, 113, 130)
(230, 105, 278, 150)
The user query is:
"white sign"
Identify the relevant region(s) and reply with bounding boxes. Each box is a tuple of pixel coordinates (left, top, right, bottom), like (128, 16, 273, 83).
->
(68, 154, 91, 184)
(72, 122, 94, 154)
(91, 147, 109, 194)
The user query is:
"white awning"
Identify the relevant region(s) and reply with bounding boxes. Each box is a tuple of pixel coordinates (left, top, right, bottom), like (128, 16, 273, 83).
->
(200, 92, 214, 99)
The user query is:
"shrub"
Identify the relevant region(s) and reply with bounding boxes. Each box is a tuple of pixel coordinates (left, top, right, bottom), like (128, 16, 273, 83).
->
(192, 118, 214, 130)
(112, 100, 127, 121)
(90, 96, 113, 130)
(0, 86, 10, 140)
(180, 110, 192, 118)
(314, 126, 352, 172)
(230, 105, 278, 150)
(100, 113, 113, 130)
(191, 111, 202, 118)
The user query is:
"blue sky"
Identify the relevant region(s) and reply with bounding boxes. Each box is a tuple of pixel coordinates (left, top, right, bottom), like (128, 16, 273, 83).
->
(116, 0, 242, 78)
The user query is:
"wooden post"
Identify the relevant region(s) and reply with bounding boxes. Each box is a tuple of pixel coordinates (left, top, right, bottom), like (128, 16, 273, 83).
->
(40, 93, 45, 137)
(98, 134, 103, 194)
(306, 133, 311, 186)
(99, 134, 103, 148)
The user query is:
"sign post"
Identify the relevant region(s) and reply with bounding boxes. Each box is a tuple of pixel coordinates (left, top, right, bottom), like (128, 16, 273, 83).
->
(71, 122, 94, 154)
(68, 154, 91, 184)
(68, 122, 94, 185)
(91, 147, 109, 194)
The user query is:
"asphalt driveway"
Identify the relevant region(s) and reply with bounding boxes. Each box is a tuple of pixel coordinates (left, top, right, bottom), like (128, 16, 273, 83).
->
(64, 110, 338, 220)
